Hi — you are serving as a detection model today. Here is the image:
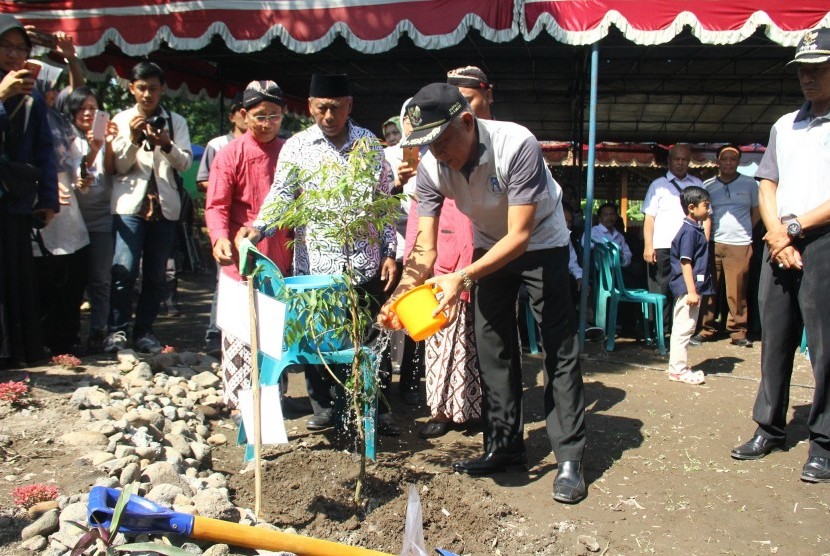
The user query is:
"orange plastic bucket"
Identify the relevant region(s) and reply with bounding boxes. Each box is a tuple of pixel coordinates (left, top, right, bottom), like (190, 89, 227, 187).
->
(390, 284, 447, 341)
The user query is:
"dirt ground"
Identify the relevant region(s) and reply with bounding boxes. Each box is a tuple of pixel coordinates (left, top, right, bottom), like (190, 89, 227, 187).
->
(1, 272, 828, 555)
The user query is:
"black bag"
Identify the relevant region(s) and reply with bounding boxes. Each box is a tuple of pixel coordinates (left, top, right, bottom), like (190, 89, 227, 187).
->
(0, 157, 40, 199)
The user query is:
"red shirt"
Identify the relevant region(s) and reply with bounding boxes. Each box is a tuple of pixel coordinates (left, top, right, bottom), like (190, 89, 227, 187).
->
(205, 131, 293, 280)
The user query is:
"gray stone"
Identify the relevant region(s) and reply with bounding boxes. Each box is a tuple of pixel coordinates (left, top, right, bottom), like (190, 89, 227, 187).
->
(122, 362, 154, 386)
(141, 461, 192, 493)
(190, 442, 211, 467)
(178, 351, 201, 367)
(192, 488, 237, 521)
(93, 476, 120, 488)
(120, 462, 142, 486)
(20, 535, 48, 551)
(91, 452, 115, 466)
(169, 366, 198, 380)
(116, 349, 140, 366)
(98, 455, 139, 475)
(21, 509, 59, 540)
(165, 434, 193, 458)
(69, 387, 110, 409)
(151, 353, 179, 373)
(59, 431, 108, 447)
(203, 472, 227, 490)
(114, 445, 137, 459)
(134, 445, 162, 461)
(203, 544, 231, 556)
(206, 434, 228, 446)
(146, 483, 185, 507)
(191, 371, 221, 389)
(51, 501, 88, 549)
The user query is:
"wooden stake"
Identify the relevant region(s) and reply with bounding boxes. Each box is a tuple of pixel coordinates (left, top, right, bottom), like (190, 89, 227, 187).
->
(247, 277, 262, 518)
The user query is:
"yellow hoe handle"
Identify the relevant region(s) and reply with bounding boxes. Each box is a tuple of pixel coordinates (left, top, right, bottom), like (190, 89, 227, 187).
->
(191, 515, 395, 556)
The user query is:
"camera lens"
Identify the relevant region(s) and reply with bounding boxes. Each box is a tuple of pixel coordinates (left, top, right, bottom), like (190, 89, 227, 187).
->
(148, 116, 166, 130)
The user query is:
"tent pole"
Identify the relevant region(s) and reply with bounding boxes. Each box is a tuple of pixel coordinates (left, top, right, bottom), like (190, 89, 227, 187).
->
(578, 42, 599, 352)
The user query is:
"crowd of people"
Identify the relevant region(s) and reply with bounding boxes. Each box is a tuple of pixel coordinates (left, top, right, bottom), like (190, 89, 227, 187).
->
(3, 10, 829, 506)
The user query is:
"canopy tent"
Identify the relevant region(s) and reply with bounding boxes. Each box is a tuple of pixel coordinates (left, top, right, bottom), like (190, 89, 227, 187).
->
(5, 0, 828, 144)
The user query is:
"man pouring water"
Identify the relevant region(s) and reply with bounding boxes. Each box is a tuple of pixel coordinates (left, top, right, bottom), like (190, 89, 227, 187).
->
(378, 83, 588, 504)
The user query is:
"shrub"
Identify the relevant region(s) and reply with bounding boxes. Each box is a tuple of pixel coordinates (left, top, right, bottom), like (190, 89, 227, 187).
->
(50, 354, 82, 370)
(0, 380, 31, 408)
(12, 483, 58, 508)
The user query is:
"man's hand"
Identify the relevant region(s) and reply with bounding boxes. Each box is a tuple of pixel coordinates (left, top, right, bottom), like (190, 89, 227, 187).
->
(377, 297, 404, 331)
(763, 225, 792, 259)
(380, 257, 398, 293)
(774, 245, 803, 271)
(643, 246, 656, 264)
(144, 125, 172, 150)
(685, 291, 700, 306)
(128, 114, 147, 145)
(212, 238, 235, 266)
(425, 272, 464, 325)
(53, 31, 77, 61)
(234, 226, 261, 250)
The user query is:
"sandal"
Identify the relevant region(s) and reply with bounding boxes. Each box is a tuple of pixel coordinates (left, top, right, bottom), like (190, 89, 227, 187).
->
(668, 368, 705, 385)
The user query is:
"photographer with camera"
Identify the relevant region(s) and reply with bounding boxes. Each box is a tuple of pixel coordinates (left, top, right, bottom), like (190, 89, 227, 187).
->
(104, 61, 192, 354)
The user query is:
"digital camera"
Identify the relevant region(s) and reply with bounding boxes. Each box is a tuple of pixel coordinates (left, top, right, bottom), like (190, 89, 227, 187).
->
(147, 115, 166, 130)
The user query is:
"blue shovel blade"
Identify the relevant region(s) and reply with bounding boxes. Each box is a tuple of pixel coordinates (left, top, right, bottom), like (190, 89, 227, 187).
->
(435, 550, 460, 556)
(87, 486, 194, 536)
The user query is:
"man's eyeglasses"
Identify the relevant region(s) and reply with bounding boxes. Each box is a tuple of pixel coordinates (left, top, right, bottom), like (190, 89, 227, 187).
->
(251, 114, 284, 124)
(0, 42, 31, 56)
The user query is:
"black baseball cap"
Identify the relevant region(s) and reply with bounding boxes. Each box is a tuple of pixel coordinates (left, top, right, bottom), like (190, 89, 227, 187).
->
(400, 83, 467, 147)
(788, 28, 830, 66)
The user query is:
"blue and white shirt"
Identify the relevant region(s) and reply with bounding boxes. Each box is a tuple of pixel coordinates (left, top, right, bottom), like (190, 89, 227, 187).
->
(254, 120, 396, 284)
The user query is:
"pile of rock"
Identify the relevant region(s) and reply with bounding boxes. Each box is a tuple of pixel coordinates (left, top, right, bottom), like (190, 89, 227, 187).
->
(18, 349, 296, 556)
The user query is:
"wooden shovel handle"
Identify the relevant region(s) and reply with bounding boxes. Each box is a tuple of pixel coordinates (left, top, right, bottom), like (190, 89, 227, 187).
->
(191, 515, 395, 556)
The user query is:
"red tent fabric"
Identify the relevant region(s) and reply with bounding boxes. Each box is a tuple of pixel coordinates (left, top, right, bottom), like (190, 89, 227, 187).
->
(5, 0, 519, 57)
(523, 0, 830, 46)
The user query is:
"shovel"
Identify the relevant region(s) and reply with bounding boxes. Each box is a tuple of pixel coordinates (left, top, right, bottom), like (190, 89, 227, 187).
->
(87, 486, 394, 556)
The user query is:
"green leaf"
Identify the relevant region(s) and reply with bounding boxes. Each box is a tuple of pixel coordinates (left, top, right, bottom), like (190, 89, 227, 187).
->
(110, 483, 138, 537)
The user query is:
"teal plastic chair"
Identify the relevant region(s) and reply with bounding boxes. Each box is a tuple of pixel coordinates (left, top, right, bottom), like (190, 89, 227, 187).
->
(594, 241, 667, 355)
(524, 298, 542, 354)
(235, 239, 378, 460)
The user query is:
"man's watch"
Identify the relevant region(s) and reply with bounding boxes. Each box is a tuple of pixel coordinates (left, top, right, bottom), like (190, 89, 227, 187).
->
(781, 214, 804, 238)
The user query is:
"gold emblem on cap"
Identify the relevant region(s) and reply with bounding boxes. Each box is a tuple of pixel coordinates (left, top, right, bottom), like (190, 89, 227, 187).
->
(408, 106, 422, 127)
(801, 30, 818, 51)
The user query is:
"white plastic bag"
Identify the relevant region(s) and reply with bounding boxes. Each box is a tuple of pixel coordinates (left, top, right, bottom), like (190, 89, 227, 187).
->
(400, 484, 428, 556)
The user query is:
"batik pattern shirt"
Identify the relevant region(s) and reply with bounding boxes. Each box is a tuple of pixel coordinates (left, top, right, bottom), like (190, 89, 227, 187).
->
(253, 121, 395, 284)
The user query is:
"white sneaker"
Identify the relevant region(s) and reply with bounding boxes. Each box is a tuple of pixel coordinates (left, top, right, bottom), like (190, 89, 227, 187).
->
(134, 333, 162, 354)
(102, 331, 128, 354)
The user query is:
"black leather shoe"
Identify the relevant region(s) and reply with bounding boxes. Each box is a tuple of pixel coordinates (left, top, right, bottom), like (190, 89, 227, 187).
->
(281, 396, 312, 418)
(419, 419, 450, 439)
(306, 409, 334, 431)
(401, 390, 422, 406)
(552, 461, 587, 504)
(452, 452, 527, 476)
(730, 434, 784, 460)
(801, 456, 830, 483)
(731, 338, 753, 348)
(377, 413, 401, 437)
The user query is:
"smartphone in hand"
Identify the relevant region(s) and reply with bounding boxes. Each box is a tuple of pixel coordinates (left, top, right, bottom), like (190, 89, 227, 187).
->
(403, 146, 420, 169)
(23, 61, 41, 80)
(92, 110, 110, 142)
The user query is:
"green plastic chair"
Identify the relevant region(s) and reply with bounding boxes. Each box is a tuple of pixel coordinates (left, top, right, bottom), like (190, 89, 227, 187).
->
(594, 241, 667, 355)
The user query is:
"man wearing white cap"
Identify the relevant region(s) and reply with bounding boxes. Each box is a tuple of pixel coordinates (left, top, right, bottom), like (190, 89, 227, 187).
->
(731, 28, 830, 483)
